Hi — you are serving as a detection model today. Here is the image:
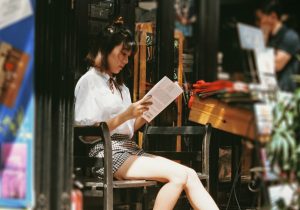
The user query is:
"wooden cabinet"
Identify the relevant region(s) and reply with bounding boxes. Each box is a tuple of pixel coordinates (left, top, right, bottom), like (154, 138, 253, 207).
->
(134, 22, 184, 150)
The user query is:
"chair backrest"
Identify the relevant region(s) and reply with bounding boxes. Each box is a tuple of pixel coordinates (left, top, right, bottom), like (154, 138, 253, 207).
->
(142, 123, 212, 181)
(73, 122, 113, 210)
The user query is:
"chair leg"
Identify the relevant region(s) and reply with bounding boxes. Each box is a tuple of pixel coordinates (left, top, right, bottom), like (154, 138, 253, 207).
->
(142, 187, 148, 210)
(206, 178, 210, 194)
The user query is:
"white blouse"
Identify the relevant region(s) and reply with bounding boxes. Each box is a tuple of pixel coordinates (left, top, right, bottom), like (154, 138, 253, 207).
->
(74, 67, 135, 137)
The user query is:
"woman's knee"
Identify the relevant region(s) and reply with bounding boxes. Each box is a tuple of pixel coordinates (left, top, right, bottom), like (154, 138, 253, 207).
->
(169, 167, 200, 187)
(168, 169, 189, 186)
(186, 167, 200, 182)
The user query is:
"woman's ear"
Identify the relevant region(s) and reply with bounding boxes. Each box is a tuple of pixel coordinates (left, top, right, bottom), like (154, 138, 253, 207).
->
(94, 52, 102, 68)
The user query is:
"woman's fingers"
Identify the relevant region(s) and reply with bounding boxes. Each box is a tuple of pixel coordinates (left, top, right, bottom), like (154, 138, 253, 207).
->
(137, 105, 150, 112)
(135, 104, 150, 116)
(141, 101, 152, 106)
(140, 95, 152, 105)
(140, 95, 152, 103)
(129, 95, 152, 117)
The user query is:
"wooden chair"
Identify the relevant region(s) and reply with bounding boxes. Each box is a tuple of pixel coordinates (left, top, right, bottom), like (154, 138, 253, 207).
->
(142, 123, 212, 192)
(73, 122, 157, 210)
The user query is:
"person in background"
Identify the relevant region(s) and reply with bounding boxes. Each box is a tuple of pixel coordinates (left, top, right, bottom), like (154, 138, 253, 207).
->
(258, 0, 300, 92)
(74, 17, 219, 210)
(174, 0, 196, 49)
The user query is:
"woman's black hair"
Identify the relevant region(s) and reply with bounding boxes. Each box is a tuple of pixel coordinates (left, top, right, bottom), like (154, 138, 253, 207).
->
(85, 17, 137, 87)
(259, 0, 283, 18)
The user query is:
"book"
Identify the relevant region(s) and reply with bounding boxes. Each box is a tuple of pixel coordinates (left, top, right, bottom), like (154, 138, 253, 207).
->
(142, 76, 183, 122)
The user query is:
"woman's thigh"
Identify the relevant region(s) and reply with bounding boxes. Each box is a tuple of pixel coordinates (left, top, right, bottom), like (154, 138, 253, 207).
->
(114, 155, 187, 182)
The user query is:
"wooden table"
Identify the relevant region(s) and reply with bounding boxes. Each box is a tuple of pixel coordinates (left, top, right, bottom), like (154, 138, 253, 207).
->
(189, 97, 257, 141)
(189, 97, 269, 206)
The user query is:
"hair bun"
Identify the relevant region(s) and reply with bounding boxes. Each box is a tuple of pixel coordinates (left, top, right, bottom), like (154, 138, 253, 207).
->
(113, 16, 124, 26)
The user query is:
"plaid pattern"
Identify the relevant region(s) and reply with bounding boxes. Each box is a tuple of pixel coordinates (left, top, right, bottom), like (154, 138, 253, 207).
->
(89, 133, 147, 177)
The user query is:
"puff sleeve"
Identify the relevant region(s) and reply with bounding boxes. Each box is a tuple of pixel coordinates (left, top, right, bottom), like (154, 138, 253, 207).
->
(74, 76, 104, 126)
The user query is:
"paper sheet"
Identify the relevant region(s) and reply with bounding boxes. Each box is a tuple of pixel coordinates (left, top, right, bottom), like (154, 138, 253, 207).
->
(255, 48, 277, 89)
(142, 76, 183, 122)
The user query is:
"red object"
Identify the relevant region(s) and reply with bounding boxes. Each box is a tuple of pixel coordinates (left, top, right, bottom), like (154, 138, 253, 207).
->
(188, 80, 235, 107)
(188, 95, 194, 108)
(4, 62, 15, 71)
(192, 80, 233, 92)
(71, 189, 83, 210)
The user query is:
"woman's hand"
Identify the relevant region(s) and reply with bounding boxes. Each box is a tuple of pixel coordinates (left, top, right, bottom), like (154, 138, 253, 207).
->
(259, 20, 271, 44)
(125, 95, 153, 119)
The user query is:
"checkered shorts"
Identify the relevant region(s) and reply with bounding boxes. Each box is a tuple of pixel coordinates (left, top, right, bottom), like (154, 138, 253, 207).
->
(89, 133, 148, 178)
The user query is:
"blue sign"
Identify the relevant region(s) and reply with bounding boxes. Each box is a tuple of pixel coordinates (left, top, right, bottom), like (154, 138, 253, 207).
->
(0, 0, 35, 208)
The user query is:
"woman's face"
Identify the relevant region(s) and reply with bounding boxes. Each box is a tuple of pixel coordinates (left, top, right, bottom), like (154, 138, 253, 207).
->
(107, 43, 131, 75)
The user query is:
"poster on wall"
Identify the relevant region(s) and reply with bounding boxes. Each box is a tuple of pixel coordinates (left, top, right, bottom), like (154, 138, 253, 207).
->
(0, 0, 35, 208)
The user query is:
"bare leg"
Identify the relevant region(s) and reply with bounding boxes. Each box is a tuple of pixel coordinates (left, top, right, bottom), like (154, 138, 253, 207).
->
(183, 167, 219, 210)
(115, 155, 188, 210)
(114, 155, 219, 210)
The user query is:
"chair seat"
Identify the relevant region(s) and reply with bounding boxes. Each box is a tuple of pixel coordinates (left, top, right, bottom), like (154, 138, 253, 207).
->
(82, 178, 157, 198)
(85, 178, 157, 189)
(113, 180, 157, 188)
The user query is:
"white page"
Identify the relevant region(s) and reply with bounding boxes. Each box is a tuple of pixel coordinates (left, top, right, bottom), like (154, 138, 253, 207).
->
(254, 103, 273, 135)
(255, 48, 277, 89)
(237, 23, 265, 51)
(142, 76, 183, 122)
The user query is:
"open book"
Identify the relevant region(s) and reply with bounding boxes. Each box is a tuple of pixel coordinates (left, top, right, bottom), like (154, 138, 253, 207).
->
(142, 76, 183, 122)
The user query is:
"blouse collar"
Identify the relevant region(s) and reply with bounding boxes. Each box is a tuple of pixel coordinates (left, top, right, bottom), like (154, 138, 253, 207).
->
(92, 67, 116, 82)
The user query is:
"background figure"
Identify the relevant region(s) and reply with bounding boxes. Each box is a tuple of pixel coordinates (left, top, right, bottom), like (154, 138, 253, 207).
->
(257, 0, 300, 92)
(174, 0, 196, 37)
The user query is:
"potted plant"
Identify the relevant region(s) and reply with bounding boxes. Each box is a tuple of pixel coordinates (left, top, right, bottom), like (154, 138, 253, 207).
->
(266, 88, 300, 209)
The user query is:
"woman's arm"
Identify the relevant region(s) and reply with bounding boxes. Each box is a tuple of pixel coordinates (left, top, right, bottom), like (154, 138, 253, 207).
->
(106, 110, 132, 131)
(134, 116, 148, 132)
(106, 96, 152, 131)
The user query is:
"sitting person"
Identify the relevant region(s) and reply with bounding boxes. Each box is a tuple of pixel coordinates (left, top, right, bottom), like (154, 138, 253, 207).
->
(257, 0, 300, 92)
(74, 17, 219, 210)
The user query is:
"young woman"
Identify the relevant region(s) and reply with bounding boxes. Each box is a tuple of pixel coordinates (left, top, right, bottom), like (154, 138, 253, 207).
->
(74, 18, 219, 210)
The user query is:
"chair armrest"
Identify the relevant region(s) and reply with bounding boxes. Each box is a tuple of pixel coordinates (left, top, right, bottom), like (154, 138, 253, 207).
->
(74, 122, 113, 199)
